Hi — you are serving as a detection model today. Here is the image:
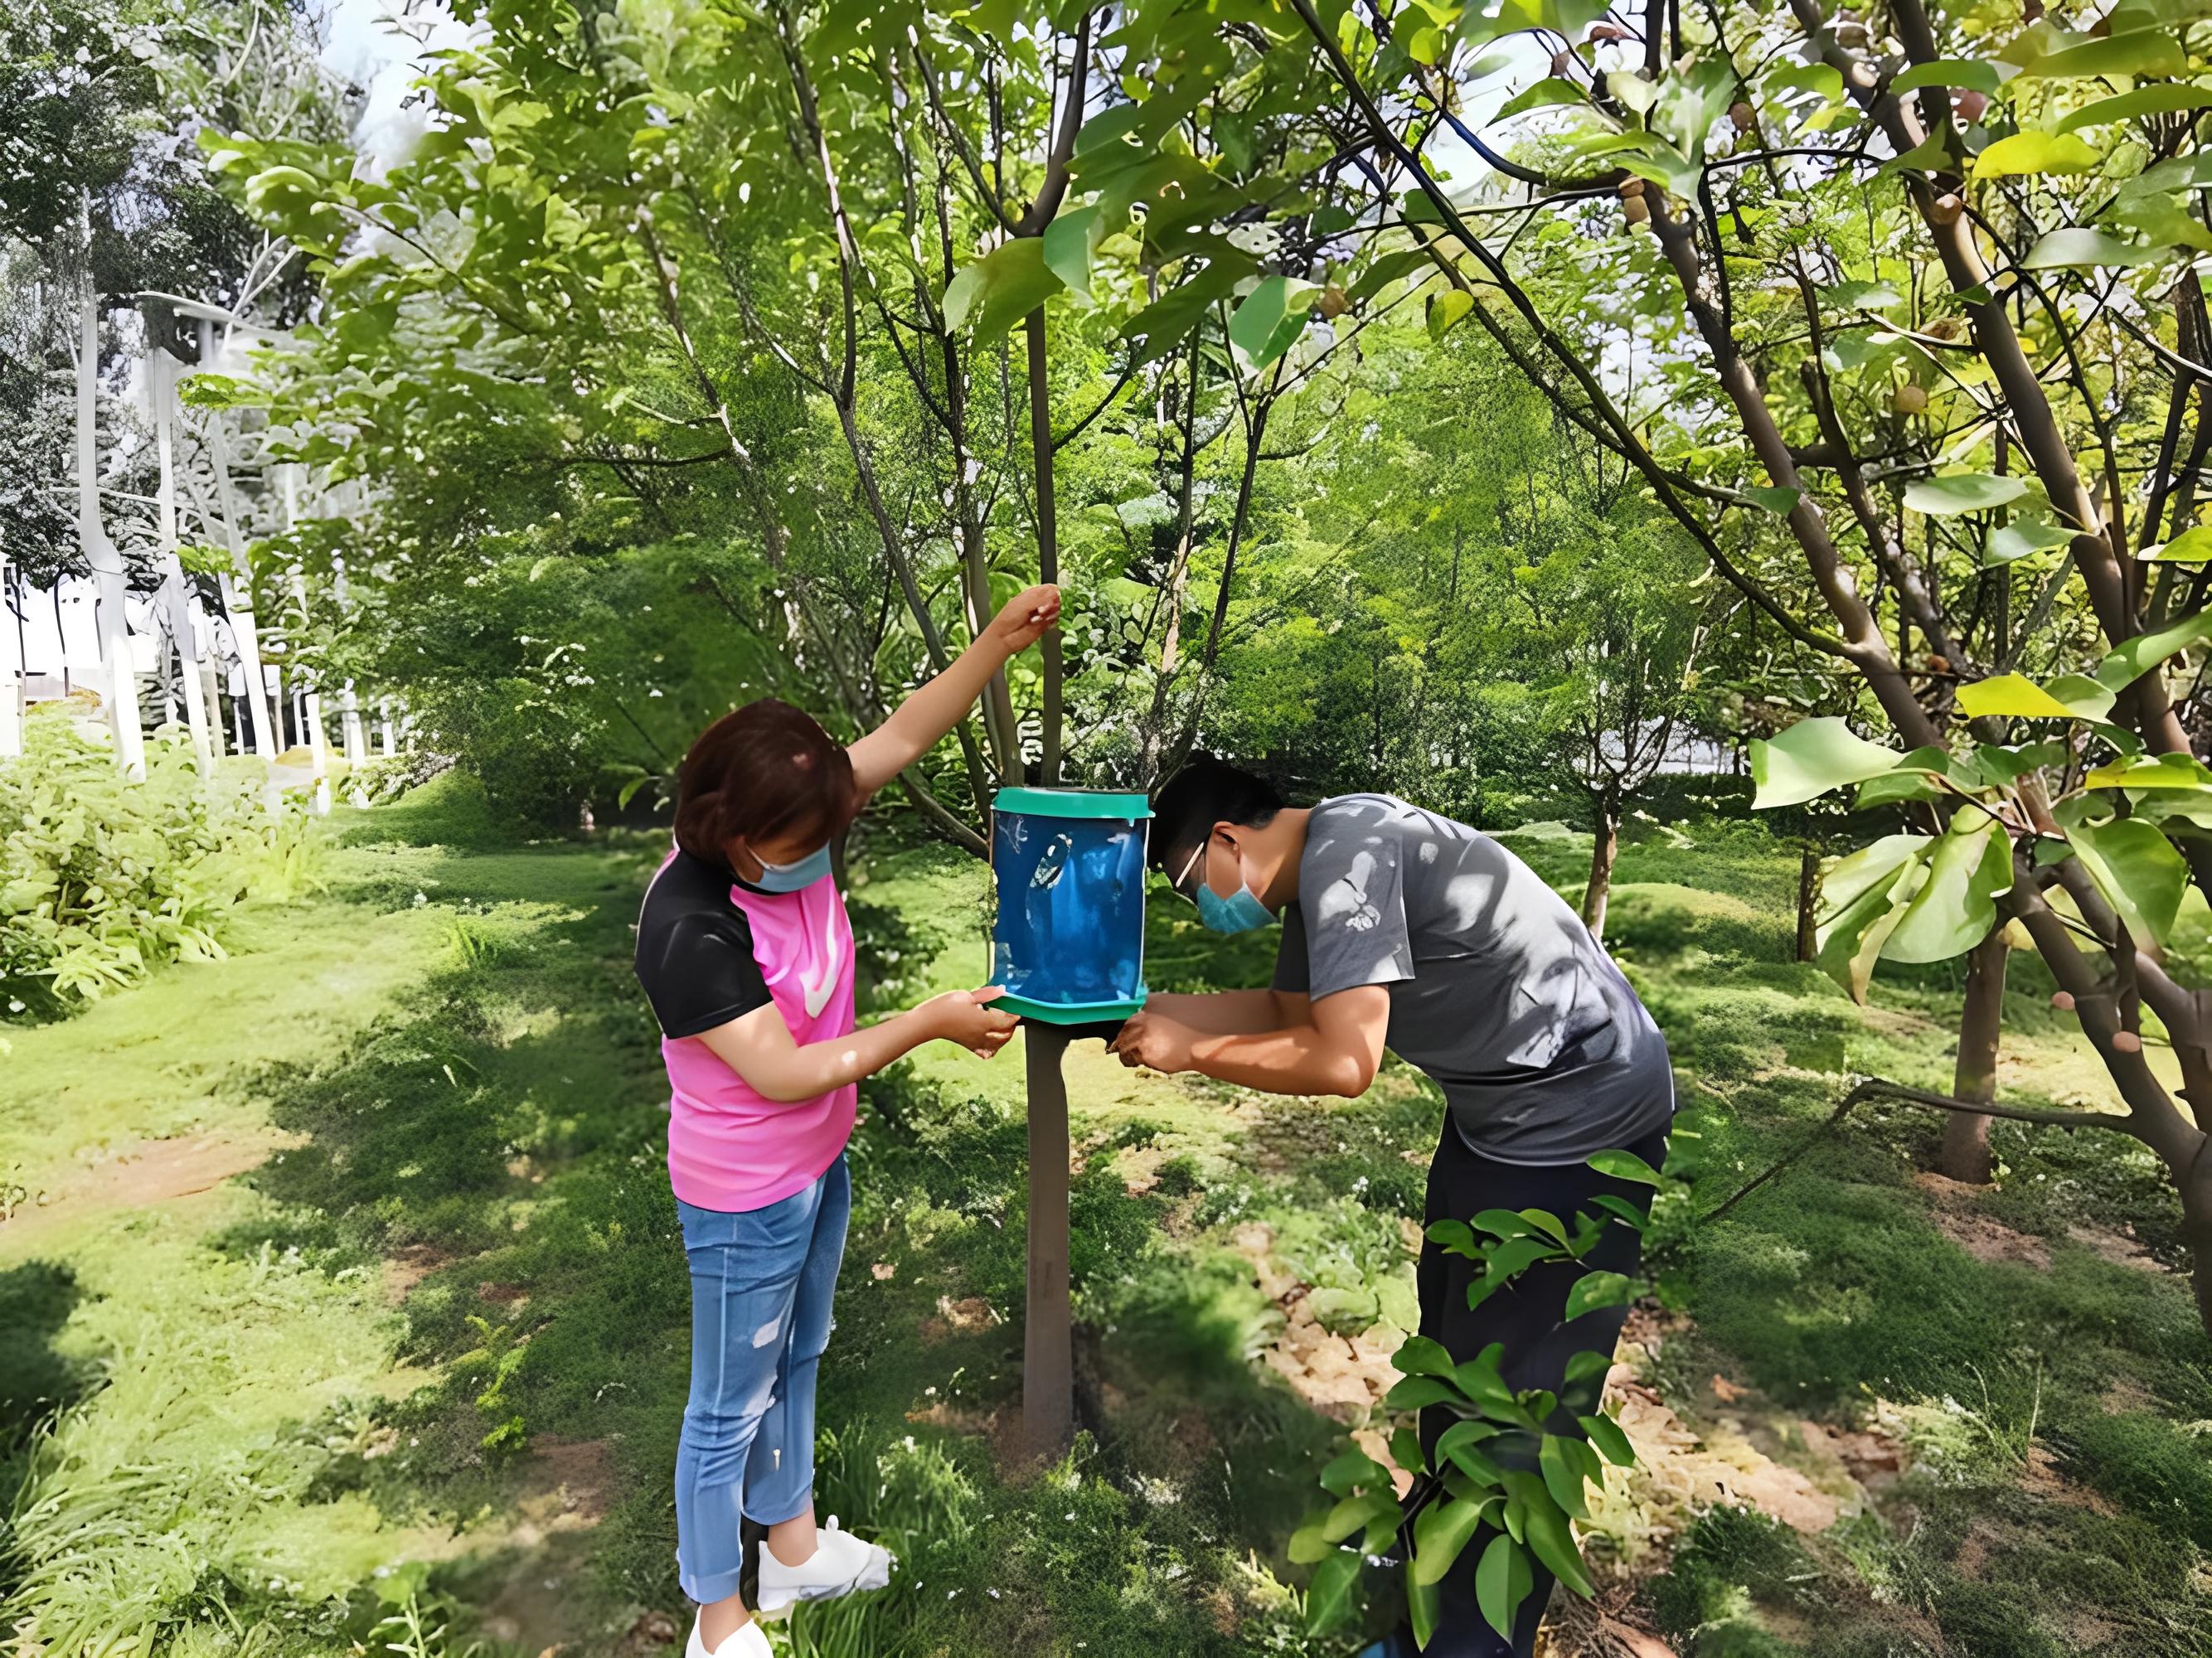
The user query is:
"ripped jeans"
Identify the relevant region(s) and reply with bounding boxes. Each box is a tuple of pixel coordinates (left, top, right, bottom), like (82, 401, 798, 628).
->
(674, 1154, 850, 1604)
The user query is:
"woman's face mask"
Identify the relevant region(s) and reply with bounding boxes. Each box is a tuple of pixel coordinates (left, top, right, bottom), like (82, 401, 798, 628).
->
(1171, 836, 1276, 934)
(748, 842, 833, 893)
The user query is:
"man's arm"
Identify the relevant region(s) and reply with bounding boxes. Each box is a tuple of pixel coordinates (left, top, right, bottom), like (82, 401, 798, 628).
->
(847, 585, 1059, 797)
(1139, 988, 1306, 1036)
(1114, 985, 1388, 1098)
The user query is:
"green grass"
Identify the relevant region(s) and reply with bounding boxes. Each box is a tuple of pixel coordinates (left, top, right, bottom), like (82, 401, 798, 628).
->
(2, 792, 2207, 1656)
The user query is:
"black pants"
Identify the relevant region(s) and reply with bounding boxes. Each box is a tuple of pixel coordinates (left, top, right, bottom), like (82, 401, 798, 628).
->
(1399, 1117, 1670, 1658)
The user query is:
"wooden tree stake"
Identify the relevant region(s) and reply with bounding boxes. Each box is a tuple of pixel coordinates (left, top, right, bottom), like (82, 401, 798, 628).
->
(1021, 1022, 1074, 1459)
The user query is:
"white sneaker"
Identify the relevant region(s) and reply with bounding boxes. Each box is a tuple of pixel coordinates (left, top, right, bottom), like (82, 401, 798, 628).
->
(685, 1613, 772, 1658)
(755, 1515, 895, 1617)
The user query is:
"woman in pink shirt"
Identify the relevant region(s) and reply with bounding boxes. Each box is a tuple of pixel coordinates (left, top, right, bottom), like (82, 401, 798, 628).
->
(633, 587, 1059, 1658)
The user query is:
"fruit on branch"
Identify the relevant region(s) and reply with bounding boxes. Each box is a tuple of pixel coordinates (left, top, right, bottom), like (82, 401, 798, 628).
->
(1954, 89, 1988, 123)
(1317, 285, 1348, 319)
(1931, 192, 1964, 225)
(1552, 48, 1576, 75)
(1836, 20, 1870, 46)
(1618, 176, 1646, 198)
(1730, 99, 1757, 132)
(1589, 22, 1627, 40)
(1894, 382, 1928, 415)
(1624, 193, 1652, 226)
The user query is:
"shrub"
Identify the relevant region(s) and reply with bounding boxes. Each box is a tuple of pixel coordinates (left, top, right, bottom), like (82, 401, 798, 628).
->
(0, 716, 323, 1006)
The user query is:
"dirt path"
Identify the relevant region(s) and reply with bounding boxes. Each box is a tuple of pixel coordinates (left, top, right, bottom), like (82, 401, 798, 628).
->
(0, 1129, 303, 1255)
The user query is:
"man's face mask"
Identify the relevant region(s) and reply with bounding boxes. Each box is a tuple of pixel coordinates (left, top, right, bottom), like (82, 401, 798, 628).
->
(749, 843, 832, 892)
(1171, 837, 1276, 934)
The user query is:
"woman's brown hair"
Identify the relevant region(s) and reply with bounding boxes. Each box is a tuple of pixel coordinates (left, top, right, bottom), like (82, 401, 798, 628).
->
(673, 698, 857, 865)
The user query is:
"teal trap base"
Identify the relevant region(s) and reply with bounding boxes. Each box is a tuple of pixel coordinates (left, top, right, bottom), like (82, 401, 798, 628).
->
(994, 990, 1147, 1026)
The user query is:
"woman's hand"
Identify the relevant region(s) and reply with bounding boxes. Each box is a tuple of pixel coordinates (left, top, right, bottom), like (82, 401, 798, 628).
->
(987, 584, 1062, 656)
(923, 985, 1021, 1058)
(1109, 1010, 1198, 1075)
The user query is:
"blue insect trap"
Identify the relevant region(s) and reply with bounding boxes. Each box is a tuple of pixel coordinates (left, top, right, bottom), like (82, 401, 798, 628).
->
(988, 788, 1151, 1025)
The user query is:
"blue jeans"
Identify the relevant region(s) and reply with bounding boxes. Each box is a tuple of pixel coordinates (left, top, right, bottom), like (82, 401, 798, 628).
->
(674, 1155, 850, 1604)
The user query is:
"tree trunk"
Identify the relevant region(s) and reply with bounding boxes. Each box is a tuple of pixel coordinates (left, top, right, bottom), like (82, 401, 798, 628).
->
(79, 296, 146, 775)
(149, 347, 212, 768)
(198, 319, 279, 760)
(1021, 1022, 1074, 1458)
(1940, 932, 2010, 1184)
(1025, 307, 1063, 785)
(1795, 846, 1822, 962)
(1582, 788, 1620, 939)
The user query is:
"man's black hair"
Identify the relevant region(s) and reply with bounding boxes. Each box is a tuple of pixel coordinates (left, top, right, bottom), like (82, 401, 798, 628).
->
(1148, 754, 1286, 872)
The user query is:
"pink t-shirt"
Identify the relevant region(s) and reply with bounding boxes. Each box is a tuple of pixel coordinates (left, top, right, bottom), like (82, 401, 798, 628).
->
(643, 850, 857, 1212)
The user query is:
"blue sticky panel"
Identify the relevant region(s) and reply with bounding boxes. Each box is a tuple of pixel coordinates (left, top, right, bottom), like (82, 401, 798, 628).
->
(989, 792, 1149, 1020)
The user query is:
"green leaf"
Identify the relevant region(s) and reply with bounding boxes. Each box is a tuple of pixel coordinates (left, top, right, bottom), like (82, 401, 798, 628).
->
(2085, 753, 2212, 791)
(1956, 671, 2106, 720)
(1120, 257, 1251, 366)
(2023, 227, 2158, 269)
(1606, 70, 1660, 114)
(1319, 1447, 1390, 1496)
(2068, 816, 2189, 944)
(1750, 717, 1904, 808)
(1743, 484, 1803, 515)
(1587, 1194, 1650, 1231)
(1288, 1521, 1329, 1564)
(1880, 810, 2013, 964)
(1386, 1375, 1463, 1411)
(1972, 130, 2102, 181)
(2093, 610, 2212, 692)
(1475, 1534, 1535, 1641)
(1585, 1147, 1666, 1185)
(1580, 1411, 1637, 1467)
(1228, 275, 1321, 370)
(1540, 1435, 1592, 1520)
(1394, 1336, 1458, 1379)
(1516, 1207, 1570, 1246)
(1905, 473, 2031, 515)
(1520, 1491, 1597, 1597)
(1427, 288, 1474, 342)
(1409, 1573, 1443, 1649)
(1347, 247, 1434, 303)
(1322, 1489, 1399, 1546)
(1891, 59, 2005, 95)
(2140, 525, 2212, 562)
(1816, 834, 1933, 1002)
(1303, 1548, 1361, 1633)
(1414, 1495, 1492, 1585)
(1496, 77, 1587, 119)
(943, 238, 1065, 346)
(1822, 279, 1904, 311)
(2059, 85, 2212, 134)
(1437, 1423, 1507, 1488)
(1563, 1270, 1636, 1321)
(2014, 31, 2186, 81)
(1986, 519, 2074, 564)
(1041, 204, 1105, 299)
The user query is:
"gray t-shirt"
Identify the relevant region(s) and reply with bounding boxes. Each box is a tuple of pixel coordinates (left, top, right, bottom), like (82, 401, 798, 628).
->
(1273, 794, 1674, 1165)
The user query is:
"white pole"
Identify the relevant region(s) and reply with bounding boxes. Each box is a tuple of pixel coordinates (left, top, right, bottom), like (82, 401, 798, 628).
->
(0, 555, 20, 759)
(196, 317, 279, 761)
(378, 696, 396, 756)
(283, 469, 330, 814)
(78, 292, 146, 777)
(150, 346, 212, 768)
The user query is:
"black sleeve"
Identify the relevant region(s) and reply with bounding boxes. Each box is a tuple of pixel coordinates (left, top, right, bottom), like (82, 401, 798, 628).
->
(635, 900, 774, 1040)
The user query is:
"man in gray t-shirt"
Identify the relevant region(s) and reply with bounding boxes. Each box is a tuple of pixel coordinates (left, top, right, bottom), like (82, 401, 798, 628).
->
(1112, 759, 1673, 1658)
(1272, 792, 1674, 1163)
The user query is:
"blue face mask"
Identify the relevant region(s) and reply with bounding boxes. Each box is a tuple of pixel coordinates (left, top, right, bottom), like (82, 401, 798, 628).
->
(1196, 881, 1276, 934)
(1176, 839, 1275, 934)
(749, 844, 832, 893)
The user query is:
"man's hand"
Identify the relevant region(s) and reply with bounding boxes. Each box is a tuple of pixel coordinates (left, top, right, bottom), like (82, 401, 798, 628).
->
(987, 584, 1061, 655)
(1109, 1009, 1198, 1074)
